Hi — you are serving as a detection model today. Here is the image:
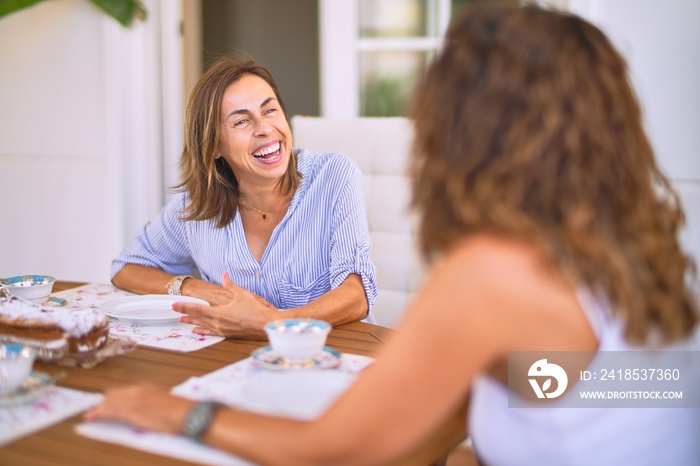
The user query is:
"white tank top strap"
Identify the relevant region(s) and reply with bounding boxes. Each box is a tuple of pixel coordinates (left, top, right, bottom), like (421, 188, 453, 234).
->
(575, 287, 608, 339)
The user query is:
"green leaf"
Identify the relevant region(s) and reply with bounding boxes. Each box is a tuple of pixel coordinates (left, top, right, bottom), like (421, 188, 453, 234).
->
(88, 0, 147, 27)
(0, 0, 147, 27)
(0, 0, 48, 18)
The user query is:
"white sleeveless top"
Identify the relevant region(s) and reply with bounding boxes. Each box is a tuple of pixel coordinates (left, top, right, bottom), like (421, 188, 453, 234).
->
(469, 289, 700, 466)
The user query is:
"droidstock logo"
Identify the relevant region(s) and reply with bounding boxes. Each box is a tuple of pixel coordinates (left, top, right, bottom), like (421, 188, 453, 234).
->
(528, 359, 568, 399)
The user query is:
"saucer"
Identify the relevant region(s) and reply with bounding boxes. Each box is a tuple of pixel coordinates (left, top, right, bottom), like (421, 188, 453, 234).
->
(45, 297, 68, 307)
(0, 371, 57, 406)
(251, 346, 342, 370)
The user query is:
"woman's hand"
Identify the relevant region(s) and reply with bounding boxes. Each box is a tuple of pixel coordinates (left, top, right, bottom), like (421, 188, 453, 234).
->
(174, 272, 278, 339)
(85, 383, 193, 434)
(179, 277, 242, 306)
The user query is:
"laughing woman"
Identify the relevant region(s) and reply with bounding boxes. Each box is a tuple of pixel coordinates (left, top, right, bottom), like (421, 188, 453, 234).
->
(111, 57, 377, 338)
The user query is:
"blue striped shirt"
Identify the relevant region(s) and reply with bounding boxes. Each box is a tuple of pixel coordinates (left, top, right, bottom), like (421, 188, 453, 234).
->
(111, 150, 378, 318)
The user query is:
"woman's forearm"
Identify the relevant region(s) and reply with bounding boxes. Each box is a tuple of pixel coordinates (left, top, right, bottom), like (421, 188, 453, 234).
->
(112, 264, 222, 301)
(111, 264, 178, 295)
(285, 273, 368, 325)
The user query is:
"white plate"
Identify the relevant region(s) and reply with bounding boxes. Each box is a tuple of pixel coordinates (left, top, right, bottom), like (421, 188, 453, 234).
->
(251, 346, 342, 370)
(0, 371, 56, 406)
(239, 369, 356, 419)
(100, 295, 208, 325)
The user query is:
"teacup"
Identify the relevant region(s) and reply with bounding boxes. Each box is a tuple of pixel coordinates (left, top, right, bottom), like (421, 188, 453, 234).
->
(0, 275, 55, 305)
(264, 318, 331, 366)
(0, 343, 36, 395)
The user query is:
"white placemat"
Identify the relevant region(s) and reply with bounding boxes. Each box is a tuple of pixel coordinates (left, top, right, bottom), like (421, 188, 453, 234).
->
(76, 353, 374, 466)
(52, 283, 224, 352)
(0, 387, 102, 446)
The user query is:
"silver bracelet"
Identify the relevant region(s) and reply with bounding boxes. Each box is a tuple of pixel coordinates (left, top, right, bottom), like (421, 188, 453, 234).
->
(166, 275, 193, 296)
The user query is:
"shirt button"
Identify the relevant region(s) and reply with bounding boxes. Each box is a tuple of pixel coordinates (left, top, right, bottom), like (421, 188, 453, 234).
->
(255, 272, 260, 279)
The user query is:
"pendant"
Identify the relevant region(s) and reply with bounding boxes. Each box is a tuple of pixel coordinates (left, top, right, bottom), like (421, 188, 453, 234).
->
(262, 214, 267, 220)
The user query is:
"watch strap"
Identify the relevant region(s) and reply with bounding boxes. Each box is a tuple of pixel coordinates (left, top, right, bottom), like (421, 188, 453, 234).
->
(183, 401, 224, 441)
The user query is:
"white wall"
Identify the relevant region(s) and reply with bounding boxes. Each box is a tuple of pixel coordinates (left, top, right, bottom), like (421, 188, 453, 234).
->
(0, 0, 181, 283)
(568, 0, 700, 266)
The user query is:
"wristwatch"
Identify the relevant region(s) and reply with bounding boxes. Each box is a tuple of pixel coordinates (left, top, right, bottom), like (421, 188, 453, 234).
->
(183, 401, 224, 441)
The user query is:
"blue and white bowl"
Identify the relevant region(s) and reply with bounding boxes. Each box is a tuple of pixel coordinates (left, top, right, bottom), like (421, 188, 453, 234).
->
(264, 318, 331, 364)
(0, 343, 36, 395)
(0, 275, 55, 305)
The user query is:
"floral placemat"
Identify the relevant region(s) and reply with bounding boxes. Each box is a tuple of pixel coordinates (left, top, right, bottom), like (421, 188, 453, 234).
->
(172, 352, 374, 405)
(0, 386, 102, 447)
(51, 282, 135, 309)
(52, 284, 224, 352)
(76, 353, 374, 465)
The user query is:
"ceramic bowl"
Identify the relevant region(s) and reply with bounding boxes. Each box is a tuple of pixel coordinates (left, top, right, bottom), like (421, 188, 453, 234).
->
(0, 343, 36, 395)
(264, 318, 331, 365)
(0, 275, 55, 305)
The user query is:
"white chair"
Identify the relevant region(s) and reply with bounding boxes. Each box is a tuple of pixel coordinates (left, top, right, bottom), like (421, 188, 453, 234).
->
(292, 116, 427, 328)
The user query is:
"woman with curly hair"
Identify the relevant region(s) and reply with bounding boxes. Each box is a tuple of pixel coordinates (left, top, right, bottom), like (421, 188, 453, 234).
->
(88, 5, 698, 465)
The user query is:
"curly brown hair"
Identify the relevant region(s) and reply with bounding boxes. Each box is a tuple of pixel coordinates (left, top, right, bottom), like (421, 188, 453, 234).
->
(409, 5, 698, 343)
(176, 55, 300, 228)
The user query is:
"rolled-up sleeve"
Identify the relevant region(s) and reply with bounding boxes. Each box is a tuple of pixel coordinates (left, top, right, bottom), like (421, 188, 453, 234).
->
(329, 164, 378, 310)
(110, 193, 197, 279)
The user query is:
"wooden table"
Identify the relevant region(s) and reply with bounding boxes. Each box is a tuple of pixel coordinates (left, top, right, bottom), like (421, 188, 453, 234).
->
(0, 281, 467, 466)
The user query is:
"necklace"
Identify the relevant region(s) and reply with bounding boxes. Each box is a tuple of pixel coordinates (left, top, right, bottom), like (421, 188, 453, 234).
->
(239, 199, 270, 220)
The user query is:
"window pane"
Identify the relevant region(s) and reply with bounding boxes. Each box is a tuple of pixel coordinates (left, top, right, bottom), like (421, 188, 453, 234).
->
(359, 50, 430, 117)
(359, 0, 436, 38)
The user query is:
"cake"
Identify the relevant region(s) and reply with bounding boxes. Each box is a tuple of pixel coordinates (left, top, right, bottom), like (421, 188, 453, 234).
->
(0, 296, 110, 355)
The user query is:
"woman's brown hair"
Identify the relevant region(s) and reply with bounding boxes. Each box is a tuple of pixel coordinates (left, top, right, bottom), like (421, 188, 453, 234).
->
(409, 5, 698, 343)
(176, 55, 300, 227)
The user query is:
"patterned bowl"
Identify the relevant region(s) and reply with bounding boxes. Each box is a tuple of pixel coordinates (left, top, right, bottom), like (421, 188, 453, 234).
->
(0, 275, 56, 305)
